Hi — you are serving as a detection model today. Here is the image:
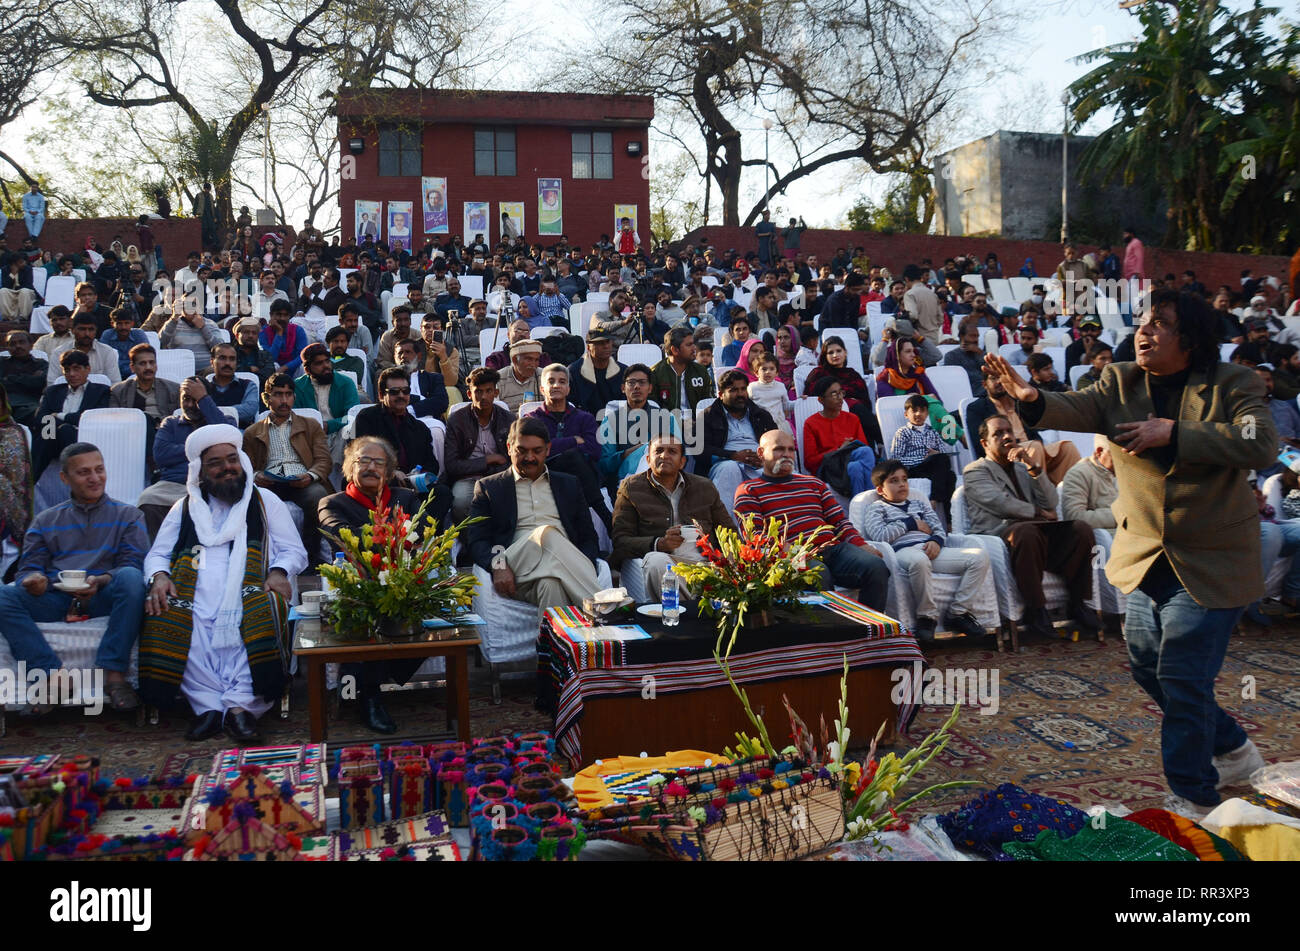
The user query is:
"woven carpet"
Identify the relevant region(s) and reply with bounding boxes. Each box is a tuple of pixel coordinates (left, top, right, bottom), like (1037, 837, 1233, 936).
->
(3, 623, 1299, 815)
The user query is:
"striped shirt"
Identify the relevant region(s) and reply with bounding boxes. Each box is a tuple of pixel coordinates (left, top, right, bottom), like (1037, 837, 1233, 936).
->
(863, 496, 946, 550)
(15, 496, 149, 584)
(733, 472, 865, 548)
(890, 423, 944, 468)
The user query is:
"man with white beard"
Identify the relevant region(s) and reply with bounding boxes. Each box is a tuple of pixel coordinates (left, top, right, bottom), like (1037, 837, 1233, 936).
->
(138, 424, 307, 744)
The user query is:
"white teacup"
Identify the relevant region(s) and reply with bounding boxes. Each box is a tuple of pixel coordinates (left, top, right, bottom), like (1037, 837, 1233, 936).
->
(58, 570, 87, 588)
(299, 590, 326, 617)
(679, 526, 699, 546)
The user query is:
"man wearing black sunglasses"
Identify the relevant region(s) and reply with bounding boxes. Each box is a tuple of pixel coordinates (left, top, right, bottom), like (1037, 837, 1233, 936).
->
(352, 365, 451, 522)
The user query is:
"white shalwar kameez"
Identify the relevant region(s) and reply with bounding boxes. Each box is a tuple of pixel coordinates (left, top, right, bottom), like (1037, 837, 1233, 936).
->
(144, 487, 307, 717)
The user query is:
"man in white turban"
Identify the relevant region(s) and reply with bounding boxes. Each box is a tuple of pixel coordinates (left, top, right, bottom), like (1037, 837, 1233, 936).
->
(138, 423, 307, 744)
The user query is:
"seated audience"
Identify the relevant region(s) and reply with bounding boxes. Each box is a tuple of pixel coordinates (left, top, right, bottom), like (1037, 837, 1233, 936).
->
(496, 338, 544, 411)
(483, 318, 531, 372)
(48, 312, 122, 385)
(393, 337, 450, 419)
(160, 299, 222, 377)
(610, 433, 735, 600)
(34, 305, 74, 363)
(141, 425, 306, 743)
(651, 326, 715, 412)
(1074, 341, 1112, 390)
(31, 349, 111, 478)
(1060, 435, 1118, 530)
(567, 328, 624, 414)
(419, 311, 461, 388)
(1026, 352, 1068, 393)
(466, 417, 601, 616)
(352, 367, 452, 522)
(136, 376, 228, 534)
(101, 307, 148, 379)
(205, 341, 259, 426)
(233, 317, 276, 384)
(704, 369, 779, 511)
(805, 376, 875, 497)
(941, 321, 986, 398)
(962, 415, 1099, 639)
(295, 342, 361, 465)
(445, 367, 514, 523)
(326, 325, 367, 389)
(749, 352, 793, 435)
(525, 363, 613, 530)
(376, 304, 420, 373)
(966, 365, 1081, 484)
(244, 373, 334, 559)
(890, 393, 956, 510)
(734, 430, 890, 611)
(0, 442, 147, 713)
(806, 335, 882, 445)
(0, 331, 48, 426)
(863, 460, 988, 642)
(598, 363, 678, 490)
(260, 300, 307, 376)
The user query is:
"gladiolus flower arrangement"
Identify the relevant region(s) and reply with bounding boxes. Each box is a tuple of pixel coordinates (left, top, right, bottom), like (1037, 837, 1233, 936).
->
(319, 496, 483, 640)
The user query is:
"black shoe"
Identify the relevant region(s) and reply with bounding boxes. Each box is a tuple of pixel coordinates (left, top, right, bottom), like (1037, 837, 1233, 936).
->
(223, 708, 262, 744)
(1244, 602, 1272, 627)
(185, 710, 224, 742)
(914, 617, 938, 643)
(362, 696, 397, 734)
(1023, 607, 1055, 639)
(1071, 604, 1102, 632)
(945, 611, 986, 639)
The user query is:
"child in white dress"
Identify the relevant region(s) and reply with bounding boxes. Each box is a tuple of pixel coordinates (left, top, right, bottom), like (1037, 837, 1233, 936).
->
(748, 352, 793, 436)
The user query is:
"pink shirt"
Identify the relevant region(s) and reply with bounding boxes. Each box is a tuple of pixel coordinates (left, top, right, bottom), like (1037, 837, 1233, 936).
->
(1123, 238, 1145, 280)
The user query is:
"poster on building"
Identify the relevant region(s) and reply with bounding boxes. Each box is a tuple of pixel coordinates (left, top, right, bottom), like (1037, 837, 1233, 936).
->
(355, 200, 382, 243)
(422, 177, 449, 233)
(613, 204, 639, 251)
(498, 201, 525, 242)
(463, 201, 490, 243)
(388, 201, 413, 251)
(537, 178, 563, 235)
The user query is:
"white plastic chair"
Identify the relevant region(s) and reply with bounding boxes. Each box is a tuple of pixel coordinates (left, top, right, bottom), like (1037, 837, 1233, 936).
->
(143, 331, 161, 350)
(256, 408, 323, 426)
(925, 365, 974, 411)
(1220, 343, 1236, 363)
(32, 268, 47, 298)
(530, 326, 565, 339)
(962, 273, 986, 293)
(987, 278, 1017, 312)
(43, 275, 76, 309)
(480, 327, 510, 358)
(518, 400, 543, 416)
(875, 395, 910, 454)
(1007, 277, 1032, 302)
(1042, 346, 1067, 383)
(618, 343, 663, 367)
(793, 363, 814, 398)
(235, 371, 261, 392)
(1068, 364, 1091, 389)
(77, 408, 148, 504)
(156, 349, 196, 383)
(220, 406, 240, 425)
(459, 276, 484, 301)
(792, 396, 821, 473)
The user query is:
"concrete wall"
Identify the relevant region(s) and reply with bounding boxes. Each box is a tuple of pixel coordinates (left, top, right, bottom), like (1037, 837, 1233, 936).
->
(934, 133, 1001, 236)
(672, 225, 1291, 294)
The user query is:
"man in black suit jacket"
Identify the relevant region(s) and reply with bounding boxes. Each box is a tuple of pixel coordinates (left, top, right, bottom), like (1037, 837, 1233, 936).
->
(393, 337, 448, 419)
(300, 266, 348, 321)
(352, 365, 451, 522)
(466, 417, 600, 613)
(32, 349, 111, 476)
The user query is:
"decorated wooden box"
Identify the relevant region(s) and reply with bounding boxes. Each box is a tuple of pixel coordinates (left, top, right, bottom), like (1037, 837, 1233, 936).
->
(333, 839, 460, 861)
(41, 805, 188, 861)
(331, 810, 452, 856)
(338, 760, 385, 830)
(95, 777, 193, 811)
(200, 744, 326, 799)
(182, 768, 325, 837)
(387, 757, 434, 821)
(189, 805, 303, 861)
(429, 744, 470, 827)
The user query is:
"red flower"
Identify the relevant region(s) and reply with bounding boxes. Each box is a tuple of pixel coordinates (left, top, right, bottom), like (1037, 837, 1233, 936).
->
(371, 553, 383, 569)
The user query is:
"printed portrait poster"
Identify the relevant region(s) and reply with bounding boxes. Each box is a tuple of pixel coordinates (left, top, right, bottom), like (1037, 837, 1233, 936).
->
(355, 200, 382, 243)
(613, 204, 638, 237)
(387, 201, 413, 251)
(422, 177, 449, 233)
(463, 201, 490, 243)
(498, 201, 525, 241)
(537, 178, 563, 235)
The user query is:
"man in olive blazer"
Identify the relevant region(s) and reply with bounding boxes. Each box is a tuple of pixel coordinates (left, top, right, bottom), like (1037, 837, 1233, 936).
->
(983, 289, 1276, 816)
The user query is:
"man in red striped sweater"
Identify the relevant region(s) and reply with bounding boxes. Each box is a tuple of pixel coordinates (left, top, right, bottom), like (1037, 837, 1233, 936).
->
(734, 430, 890, 610)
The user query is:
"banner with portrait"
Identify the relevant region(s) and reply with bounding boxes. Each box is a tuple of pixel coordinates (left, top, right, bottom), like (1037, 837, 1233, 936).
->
(613, 204, 638, 237)
(355, 200, 382, 243)
(463, 201, 490, 243)
(387, 201, 413, 251)
(498, 201, 525, 241)
(537, 178, 563, 235)
(422, 177, 449, 234)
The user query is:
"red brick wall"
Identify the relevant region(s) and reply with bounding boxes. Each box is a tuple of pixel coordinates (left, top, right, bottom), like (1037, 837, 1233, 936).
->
(2, 218, 294, 275)
(675, 227, 1292, 295)
(338, 120, 652, 252)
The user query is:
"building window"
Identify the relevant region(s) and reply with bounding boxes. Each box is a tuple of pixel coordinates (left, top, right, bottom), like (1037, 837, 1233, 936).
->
(377, 125, 422, 177)
(572, 131, 613, 179)
(474, 127, 516, 176)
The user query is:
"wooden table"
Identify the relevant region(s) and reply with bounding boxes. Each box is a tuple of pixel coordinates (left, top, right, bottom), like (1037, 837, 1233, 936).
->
(293, 626, 480, 742)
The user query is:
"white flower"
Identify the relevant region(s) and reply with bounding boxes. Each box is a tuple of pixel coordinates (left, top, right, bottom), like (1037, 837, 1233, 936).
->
(406, 531, 418, 544)
(378, 570, 390, 584)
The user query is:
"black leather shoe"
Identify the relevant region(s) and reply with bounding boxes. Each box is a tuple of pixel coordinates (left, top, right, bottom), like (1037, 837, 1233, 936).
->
(913, 617, 938, 644)
(362, 696, 397, 734)
(1023, 607, 1055, 639)
(185, 710, 224, 742)
(223, 708, 262, 744)
(945, 611, 987, 639)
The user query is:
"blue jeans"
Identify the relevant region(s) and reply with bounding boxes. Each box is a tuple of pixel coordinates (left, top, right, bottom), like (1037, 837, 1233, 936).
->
(0, 568, 146, 674)
(846, 445, 876, 498)
(1123, 561, 1247, 806)
(1258, 520, 1300, 598)
(815, 542, 890, 612)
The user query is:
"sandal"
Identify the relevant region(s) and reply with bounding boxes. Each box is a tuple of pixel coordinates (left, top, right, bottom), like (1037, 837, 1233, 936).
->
(105, 680, 141, 712)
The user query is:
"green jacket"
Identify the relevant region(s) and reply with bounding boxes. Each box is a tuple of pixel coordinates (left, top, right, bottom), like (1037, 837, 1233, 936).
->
(293, 371, 360, 434)
(649, 359, 715, 412)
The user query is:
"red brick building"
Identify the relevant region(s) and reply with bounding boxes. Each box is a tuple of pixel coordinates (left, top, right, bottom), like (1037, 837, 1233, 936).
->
(337, 89, 653, 253)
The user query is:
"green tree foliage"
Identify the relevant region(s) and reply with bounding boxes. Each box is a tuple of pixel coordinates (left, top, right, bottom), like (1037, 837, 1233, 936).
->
(1071, 0, 1300, 253)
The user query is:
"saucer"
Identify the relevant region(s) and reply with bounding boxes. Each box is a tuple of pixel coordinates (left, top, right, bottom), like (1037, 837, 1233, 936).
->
(53, 581, 95, 595)
(636, 604, 664, 618)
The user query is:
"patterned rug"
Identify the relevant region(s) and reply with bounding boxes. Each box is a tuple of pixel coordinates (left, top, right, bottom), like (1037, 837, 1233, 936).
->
(3, 622, 1298, 816)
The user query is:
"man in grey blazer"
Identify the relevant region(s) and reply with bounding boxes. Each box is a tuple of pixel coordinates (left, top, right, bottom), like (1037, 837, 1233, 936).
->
(109, 343, 182, 467)
(963, 413, 1097, 639)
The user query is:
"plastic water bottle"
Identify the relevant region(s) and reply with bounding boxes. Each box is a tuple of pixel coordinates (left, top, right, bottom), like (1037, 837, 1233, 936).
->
(322, 552, 345, 599)
(661, 572, 680, 627)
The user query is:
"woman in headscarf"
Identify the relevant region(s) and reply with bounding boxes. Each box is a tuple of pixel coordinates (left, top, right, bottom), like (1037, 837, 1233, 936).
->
(804, 335, 881, 446)
(736, 337, 766, 382)
(0, 383, 33, 577)
(771, 324, 799, 393)
(876, 337, 938, 398)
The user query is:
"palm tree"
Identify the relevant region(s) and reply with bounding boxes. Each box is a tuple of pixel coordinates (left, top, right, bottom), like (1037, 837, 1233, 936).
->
(1070, 0, 1296, 252)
